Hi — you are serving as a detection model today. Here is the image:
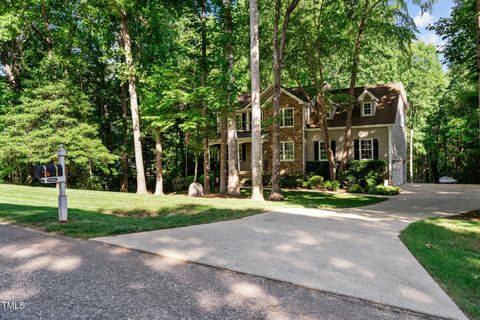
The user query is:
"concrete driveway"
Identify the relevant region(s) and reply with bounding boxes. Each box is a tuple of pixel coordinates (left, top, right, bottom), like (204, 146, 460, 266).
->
(94, 184, 480, 320)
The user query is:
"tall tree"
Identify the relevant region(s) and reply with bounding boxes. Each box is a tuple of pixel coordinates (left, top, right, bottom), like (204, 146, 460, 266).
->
(200, 0, 211, 195)
(223, 0, 241, 197)
(338, 0, 376, 173)
(269, 0, 300, 201)
(117, 4, 148, 194)
(250, 0, 264, 201)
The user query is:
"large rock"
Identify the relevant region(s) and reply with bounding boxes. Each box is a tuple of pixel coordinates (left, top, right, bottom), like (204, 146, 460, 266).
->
(188, 182, 204, 197)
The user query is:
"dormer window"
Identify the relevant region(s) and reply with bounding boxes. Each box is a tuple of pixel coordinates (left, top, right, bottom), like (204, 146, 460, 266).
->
(325, 106, 336, 120)
(361, 102, 373, 117)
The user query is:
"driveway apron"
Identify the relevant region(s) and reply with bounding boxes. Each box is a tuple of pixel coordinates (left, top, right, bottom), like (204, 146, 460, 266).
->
(94, 184, 480, 320)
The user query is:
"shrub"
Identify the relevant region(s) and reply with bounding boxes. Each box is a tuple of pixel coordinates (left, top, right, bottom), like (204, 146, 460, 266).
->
(349, 184, 363, 193)
(280, 174, 302, 189)
(186, 175, 195, 185)
(330, 180, 340, 191)
(323, 180, 340, 191)
(172, 177, 186, 191)
(302, 181, 310, 189)
(295, 179, 304, 188)
(306, 161, 334, 179)
(368, 185, 400, 195)
(308, 175, 324, 188)
(199, 174, 216, 188)
(338, 160, 386, 188)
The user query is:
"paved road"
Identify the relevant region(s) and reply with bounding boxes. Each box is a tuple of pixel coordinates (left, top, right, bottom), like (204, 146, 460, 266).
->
(0, 224, 432, 320)
(95, 184, 480, 320)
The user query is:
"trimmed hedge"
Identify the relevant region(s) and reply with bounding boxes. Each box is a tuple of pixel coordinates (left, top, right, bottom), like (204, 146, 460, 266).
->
(306, 160, 387, 189)
(368, 185, 400, 195)
(337, 160, 387, 188)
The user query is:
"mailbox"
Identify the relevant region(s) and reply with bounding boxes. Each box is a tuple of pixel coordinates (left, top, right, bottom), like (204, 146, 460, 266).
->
(34, 164, 65, 184)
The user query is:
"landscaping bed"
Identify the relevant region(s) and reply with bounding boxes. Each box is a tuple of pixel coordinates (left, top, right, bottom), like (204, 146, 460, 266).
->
(0, 184, 385, 239)
(400, 210, 480, 319)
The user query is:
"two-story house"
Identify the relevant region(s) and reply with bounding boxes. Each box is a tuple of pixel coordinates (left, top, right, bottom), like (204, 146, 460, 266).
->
(211, 82, 408, 186)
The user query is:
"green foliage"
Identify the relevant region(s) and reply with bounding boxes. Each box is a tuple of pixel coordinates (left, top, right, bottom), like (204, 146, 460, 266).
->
(308, 175, 324, 188)
(338, 160, 386, 188)
(172, 177, 186, 192)
(368, 185, 400, 195)
(0, 79, 117, 189)
(280, 174, 303, 189)
(323, 180, 340, 191)
(199, 173, 215, 188)
(306, 161, 332, 179)
(349, 184, 363, 193)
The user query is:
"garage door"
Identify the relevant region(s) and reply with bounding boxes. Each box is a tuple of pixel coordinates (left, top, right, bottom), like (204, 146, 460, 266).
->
(392, 161, 403, 186)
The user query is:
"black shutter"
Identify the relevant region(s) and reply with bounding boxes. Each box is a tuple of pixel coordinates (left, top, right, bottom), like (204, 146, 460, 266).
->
(314, 141, 319, 161)
(242, 143, 247, 161)
(354, 139, 360, 160)
(331, 140, 336, 159)
(242, 113, 247, 131)
(373, 139, 379, 160)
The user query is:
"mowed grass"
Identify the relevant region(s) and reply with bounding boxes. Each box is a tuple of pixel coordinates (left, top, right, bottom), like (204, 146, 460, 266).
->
(0, 184, 385, 239)
(400, 216, 480, 319)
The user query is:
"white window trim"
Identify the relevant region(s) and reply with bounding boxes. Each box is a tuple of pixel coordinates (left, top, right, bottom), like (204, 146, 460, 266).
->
(280, 141, 295, 161)
(318, 141, 328, 161)
(359, 138, 374, 160)
(361, 102, 375, 117)
(280, 107, 294, 128)
(325, 106, 336, 120)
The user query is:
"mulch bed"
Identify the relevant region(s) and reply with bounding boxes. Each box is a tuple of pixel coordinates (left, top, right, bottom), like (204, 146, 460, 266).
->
(447, 210, 480, 222)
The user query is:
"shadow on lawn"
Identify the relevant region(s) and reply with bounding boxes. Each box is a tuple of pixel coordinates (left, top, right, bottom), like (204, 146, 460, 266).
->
(240, 189, 386, 208)
(400, 218, 480, 319)
(0, 203, 263, 239)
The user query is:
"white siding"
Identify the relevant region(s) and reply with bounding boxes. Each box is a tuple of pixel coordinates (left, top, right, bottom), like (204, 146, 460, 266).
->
(390, 99, 407, 185)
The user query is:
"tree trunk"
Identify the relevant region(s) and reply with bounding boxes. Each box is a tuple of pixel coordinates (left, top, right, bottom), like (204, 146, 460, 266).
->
(250, 0, 264, 201)
(154, 127, 164, 196)
(227, 111, 240, 196)
(200, 0, 210, 195)
(119, 7, 148, 194)
(120, 82, 129, 192)
(223, 0, 240, 197)
(317, 94, 336, 180)
(270, 0, 283, 201)
(203, 137, 210, 194)
(41, 1, 53, 57)
(219, 114, 228, 194)
(269, 0, 300, 201)
(338, 0, 369, 173)
(0, 58, 19, 91)
(194, 154, 199, 182)
(477, 0, 480, 133)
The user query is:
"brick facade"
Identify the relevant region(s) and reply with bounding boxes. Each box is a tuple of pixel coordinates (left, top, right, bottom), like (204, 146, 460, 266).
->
(262, 93, 305, 175)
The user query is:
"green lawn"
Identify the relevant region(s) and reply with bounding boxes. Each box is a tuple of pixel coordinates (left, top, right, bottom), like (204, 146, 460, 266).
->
(0, 183, 385, 239)
(400, 214, 480, 319)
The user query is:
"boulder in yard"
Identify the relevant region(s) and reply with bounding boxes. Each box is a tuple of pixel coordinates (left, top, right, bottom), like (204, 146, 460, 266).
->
(188, 182, 204, 197)
(439, 176, 457, 184)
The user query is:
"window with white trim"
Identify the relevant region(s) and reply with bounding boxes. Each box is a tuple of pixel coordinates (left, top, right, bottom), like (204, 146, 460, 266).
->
(319, 141, 328, 161)
(361, 102, 373, 116)
(325, 108, 334, 120)
(236, 114, 243, 131)
(360, 139, 373, 160)
(280, 141, 294, 161)
(280, 108, 294, 127)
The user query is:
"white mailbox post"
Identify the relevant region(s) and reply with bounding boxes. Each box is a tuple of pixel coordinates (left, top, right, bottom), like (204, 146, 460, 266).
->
(57, 145, 68, 222)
